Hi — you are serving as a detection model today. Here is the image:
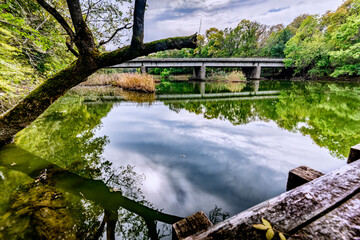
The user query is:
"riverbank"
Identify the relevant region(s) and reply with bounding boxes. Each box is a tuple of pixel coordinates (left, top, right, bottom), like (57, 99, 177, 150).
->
(1, 73, 359, 115)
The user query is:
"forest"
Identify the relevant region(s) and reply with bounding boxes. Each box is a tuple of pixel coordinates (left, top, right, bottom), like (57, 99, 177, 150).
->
(151, 0, 360, 78)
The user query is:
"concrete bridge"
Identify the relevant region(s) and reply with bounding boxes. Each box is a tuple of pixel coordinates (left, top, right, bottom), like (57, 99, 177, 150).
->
(111, 58, 285, 80)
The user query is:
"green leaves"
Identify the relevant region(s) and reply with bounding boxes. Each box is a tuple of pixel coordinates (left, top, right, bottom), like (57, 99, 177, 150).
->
(253, 218, 287, 240)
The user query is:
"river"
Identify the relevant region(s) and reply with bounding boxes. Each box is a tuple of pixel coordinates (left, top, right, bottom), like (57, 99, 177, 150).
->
(1, 80, 359, 239)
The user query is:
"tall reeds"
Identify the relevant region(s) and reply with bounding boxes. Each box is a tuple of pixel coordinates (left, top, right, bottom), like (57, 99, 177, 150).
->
(82, 73, 155, 93)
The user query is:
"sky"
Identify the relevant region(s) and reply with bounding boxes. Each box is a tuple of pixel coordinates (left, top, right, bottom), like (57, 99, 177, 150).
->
(144, 0, 344, 42)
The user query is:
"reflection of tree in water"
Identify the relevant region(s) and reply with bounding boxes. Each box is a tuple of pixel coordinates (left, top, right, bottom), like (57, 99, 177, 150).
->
(165, 98, 278, 125)
(275, 83, 360, 158)
(164, 82, 360, 159)
(208, 205, 230, 225)
(1, 95, 175, 239)
(0, 145, 180, 239)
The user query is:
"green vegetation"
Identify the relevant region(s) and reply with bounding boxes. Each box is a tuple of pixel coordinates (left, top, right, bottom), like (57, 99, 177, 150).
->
(208, 70, 246, 82)
(0, 0, 73, 104)
(151, 0, 360, 78)
(164, 81, 360, 159)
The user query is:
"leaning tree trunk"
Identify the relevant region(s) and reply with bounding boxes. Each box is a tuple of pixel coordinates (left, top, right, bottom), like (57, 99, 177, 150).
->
(0, 35, 197, 146)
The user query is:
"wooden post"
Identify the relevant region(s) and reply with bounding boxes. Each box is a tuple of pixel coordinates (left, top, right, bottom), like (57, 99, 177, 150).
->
(286, 166, 324, 191)
(185, 161, 360, 240)
(172, 211, 213, 240)
(347, 144, 360, 163)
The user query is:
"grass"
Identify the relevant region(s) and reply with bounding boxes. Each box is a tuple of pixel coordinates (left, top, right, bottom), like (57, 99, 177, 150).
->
(83, 73, 155, 93)
(208, 70, 247, 82)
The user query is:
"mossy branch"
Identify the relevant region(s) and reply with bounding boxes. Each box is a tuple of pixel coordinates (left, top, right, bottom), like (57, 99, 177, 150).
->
(98, 34, 198, 68)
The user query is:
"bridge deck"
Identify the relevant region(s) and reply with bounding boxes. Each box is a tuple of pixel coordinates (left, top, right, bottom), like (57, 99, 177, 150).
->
(111, 58, 285, 68)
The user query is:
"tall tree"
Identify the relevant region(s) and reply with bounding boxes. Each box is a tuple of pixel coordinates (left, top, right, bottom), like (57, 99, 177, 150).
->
(0, 0, 197, 146)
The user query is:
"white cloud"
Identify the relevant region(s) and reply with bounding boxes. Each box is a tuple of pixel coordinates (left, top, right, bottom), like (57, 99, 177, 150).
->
(144, 0, 343, 42)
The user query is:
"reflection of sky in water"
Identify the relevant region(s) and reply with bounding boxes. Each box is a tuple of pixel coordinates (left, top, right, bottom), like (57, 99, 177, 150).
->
(95, 102, 344, 217)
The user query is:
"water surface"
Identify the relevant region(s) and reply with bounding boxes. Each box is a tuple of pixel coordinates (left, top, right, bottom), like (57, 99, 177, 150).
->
(1, 80, 360, 239)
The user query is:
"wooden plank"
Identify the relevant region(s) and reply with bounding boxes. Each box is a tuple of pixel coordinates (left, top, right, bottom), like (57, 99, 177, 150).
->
(173, 211, 213, 240)
(286, 166, 324, 191)
(293, 192, 360, 239)
(348, 143, 360, 163)
(184, 160, 360, 240)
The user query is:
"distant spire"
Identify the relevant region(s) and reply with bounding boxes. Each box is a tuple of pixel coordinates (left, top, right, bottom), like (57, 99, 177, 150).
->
(198, 18, 202, 34)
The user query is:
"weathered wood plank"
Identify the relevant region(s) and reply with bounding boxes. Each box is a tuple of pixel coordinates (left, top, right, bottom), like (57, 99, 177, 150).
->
(185, 160, 360, 240)
(286, 166, 324, 191)
(173, 211, 213, 240)
(348, 143, 360, 163)
(293, 192, 360, 240)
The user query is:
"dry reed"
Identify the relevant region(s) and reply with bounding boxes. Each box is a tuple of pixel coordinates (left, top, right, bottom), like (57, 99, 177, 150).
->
(81, 73, 116, 86)
(82, 73, 155, 93)
(112, 73, 155, 93)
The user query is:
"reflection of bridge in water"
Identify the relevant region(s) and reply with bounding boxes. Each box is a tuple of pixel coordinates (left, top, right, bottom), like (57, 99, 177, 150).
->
(83, 81, 281, 103)
(111, 58, 286, 80)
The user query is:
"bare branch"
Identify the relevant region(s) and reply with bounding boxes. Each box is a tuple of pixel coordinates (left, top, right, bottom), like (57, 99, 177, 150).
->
(35, 0, 75, 41)
(23, 15, 51, 45)
(84, 0, 91, 23)
(131, 0, 146, 48)
(98, 23, 132, 47)
(84, 0, 102, 23)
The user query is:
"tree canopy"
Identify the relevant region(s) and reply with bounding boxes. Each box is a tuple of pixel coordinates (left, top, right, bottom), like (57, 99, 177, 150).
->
(151, 0, 360, 78)
(0, 0, 197, 146)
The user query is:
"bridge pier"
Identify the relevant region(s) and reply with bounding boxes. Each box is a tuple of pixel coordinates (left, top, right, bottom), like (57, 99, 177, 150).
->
(193, 65, 206, 80)
(140, 66, 147, 74)
(253, 80, 260, 92)
(249, 65, 261, 79)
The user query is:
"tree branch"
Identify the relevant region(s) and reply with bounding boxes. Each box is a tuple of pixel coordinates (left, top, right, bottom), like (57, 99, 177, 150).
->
(98, 23, 132, 47)
(35, 0, 75, 41)
(66, 37, 79, 57)
(99, 34, 198, 68)
(66, 0, 85, 34)
(131, 0, 146, 48)
(66, 0, 96, 54)
(84, 0, 102, 23)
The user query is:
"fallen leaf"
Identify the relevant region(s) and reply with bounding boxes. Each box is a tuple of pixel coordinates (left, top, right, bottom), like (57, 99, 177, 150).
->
(279, 232, 287, 240)
(266, 228, 275, 240)
(253, 224, 268, 230)
(262, 218, 272, 228)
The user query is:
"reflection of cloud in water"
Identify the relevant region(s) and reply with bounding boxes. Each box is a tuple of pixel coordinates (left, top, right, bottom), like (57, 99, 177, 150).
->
(97, 103, 343, 216)
(104, 148, 227, 217)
